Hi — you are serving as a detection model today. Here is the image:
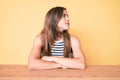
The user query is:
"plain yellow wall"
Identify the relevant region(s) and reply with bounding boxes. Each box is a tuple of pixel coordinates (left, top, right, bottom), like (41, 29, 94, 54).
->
(0, 0, 120, 65)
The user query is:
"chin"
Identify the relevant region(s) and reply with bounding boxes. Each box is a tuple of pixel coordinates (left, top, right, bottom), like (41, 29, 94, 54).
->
(66, 26, 69, 30)
(64, 28, 69, 31)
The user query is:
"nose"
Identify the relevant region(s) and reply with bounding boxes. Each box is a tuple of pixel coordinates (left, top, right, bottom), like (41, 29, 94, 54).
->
(66, 16, 69, 21)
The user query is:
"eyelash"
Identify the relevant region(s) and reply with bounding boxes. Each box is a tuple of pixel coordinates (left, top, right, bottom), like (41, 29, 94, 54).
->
(63, 14, 69, 17)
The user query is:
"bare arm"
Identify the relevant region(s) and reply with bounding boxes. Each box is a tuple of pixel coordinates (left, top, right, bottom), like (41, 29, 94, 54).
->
(42, 36, 86, 69)
(42, 56, 85, 69)
(28, 35, 63, 69)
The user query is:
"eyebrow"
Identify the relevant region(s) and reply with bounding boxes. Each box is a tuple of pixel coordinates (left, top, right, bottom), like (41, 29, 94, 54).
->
(63, 13, 69, 17)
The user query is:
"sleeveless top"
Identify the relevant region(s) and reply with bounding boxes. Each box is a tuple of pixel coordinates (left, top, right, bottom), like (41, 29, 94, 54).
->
(50, 38, 73, 58)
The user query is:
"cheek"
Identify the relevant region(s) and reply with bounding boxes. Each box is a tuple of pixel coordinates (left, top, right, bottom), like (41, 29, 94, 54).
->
(58, 20, 64, 27)
(58, 21, 62, 28)
(57, 21, 64, 31)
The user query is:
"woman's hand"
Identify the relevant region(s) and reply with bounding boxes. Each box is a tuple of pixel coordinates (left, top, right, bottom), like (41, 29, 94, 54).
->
(42, 56, 68, 69)
(42, 56, 55, 62)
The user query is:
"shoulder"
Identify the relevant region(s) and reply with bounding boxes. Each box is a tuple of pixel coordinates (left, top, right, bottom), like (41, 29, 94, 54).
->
(70, 35, 81, 47)
(33, 34, 43, 47)
(70, 35, 80, 43)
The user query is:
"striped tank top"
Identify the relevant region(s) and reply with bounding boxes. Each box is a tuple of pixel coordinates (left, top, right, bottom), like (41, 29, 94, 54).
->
(50, 38, 73, 58)
(51, 38, 64, 57)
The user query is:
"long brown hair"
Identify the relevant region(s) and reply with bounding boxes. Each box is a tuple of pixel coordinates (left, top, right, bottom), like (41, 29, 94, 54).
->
(40, 6, 72, 58)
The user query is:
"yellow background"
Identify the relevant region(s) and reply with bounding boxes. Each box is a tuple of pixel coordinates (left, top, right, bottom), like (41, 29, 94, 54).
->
(0, 0, 120, 65)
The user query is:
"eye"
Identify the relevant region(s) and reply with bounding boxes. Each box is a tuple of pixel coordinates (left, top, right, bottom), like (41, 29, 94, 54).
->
(62, 14, 69, 18)
(63, 14, 66, 17)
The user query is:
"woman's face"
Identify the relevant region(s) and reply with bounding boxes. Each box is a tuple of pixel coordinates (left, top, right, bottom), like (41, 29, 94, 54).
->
(58, 10, 70, 31)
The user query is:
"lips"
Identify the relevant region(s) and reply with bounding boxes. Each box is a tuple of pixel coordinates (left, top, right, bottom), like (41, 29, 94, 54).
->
(66, 23, 70, 26)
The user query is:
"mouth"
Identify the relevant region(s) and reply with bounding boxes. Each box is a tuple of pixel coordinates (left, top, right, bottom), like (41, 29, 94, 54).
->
(66, 23, 70, 26)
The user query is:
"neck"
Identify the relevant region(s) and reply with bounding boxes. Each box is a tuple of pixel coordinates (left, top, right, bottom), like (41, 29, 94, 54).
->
(56, 35, 63, 40)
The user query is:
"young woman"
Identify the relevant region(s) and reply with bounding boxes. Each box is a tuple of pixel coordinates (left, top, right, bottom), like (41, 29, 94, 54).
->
(28, 6, 86, 69)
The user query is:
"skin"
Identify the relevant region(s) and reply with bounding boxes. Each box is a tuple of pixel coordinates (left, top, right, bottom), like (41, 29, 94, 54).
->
(28, 10, 86, 69)
(58, 10, 70, 31)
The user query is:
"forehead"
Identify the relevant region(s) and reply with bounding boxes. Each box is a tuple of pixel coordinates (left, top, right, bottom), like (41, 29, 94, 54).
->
(63, 10, 68, 14)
